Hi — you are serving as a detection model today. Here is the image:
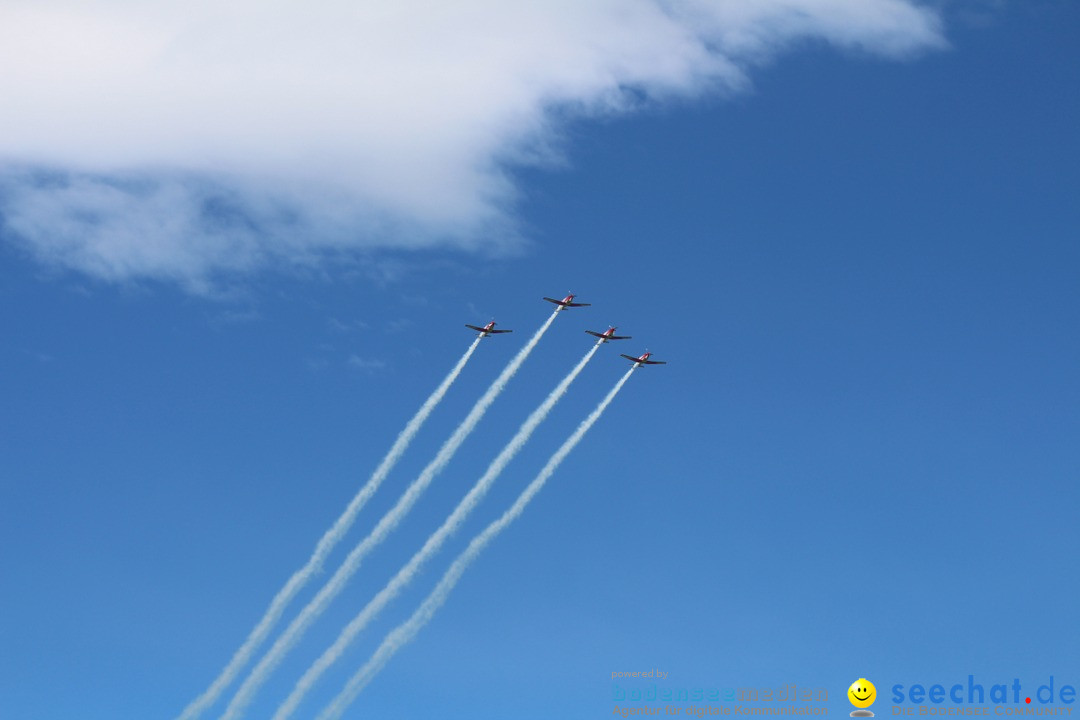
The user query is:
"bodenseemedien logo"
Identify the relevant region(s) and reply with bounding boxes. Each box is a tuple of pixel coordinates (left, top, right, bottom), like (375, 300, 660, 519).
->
(849, 678, 877, 717)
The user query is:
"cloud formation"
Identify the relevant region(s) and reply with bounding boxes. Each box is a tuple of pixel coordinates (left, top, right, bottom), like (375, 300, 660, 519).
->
(0, 0, 944, 290)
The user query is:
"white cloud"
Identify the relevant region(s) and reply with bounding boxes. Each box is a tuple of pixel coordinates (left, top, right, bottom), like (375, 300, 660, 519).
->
(347, 355, 387, 372)
(0, 0, 944, 291)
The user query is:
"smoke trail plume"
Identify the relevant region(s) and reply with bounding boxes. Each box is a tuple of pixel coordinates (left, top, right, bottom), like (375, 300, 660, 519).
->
(315, 367, 635, 720)
(177, 337, 480, 720)
(220, 310, 559, 720)
(274, 341, 602, 720)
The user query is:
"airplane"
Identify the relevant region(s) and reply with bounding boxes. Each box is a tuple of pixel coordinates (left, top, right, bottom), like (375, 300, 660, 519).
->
(543, 293, 591, 311)
(621, 351, 666, 367)
(465, 320, 512, 338)
(586, 326, 632, 343)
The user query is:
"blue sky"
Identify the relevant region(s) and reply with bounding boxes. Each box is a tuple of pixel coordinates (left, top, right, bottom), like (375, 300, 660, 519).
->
(1, 1, 1078, 718)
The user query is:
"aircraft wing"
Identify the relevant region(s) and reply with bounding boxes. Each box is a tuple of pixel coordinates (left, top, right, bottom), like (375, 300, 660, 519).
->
(465, 324, 486, 332)
(486, 329, 512, 334)
(564, 302, 591, 307)
(586, 330, 631, 340)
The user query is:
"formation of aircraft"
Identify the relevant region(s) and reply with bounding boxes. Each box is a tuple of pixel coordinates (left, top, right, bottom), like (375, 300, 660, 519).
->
(467, 293, 667, 366)
(465, 320, 512, 338)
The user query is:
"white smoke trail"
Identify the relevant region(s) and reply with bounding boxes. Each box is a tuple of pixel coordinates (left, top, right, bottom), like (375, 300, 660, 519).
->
(220, 310, 559, 720)
(273, 341, 602, 720)
(315, 367, 635, 720)
(177, 336, 481, 720)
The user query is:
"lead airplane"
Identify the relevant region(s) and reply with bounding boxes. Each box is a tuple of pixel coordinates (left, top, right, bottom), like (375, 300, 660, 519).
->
(543, 293, 591, 311)
(465, 320, 512, 338)
(621, 351, 666, 367)
(586, 326, 631, 343)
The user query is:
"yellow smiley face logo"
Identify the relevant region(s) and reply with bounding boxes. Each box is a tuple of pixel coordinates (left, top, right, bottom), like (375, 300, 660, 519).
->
(848, 679, 876, 708)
